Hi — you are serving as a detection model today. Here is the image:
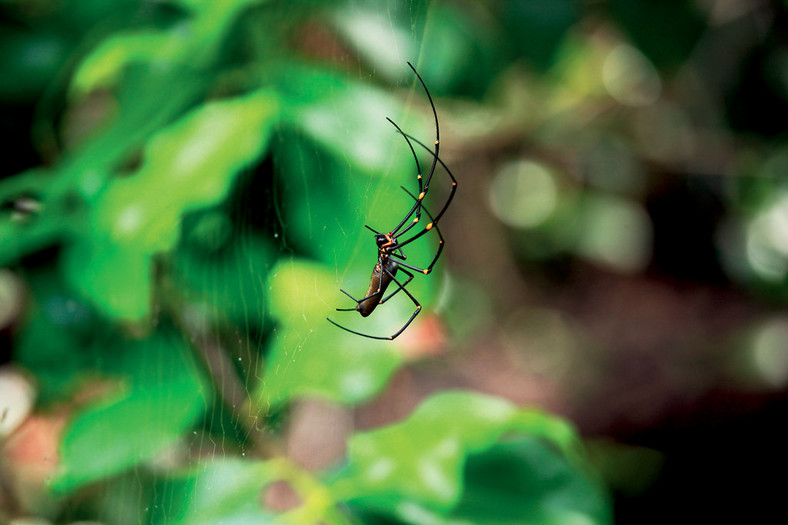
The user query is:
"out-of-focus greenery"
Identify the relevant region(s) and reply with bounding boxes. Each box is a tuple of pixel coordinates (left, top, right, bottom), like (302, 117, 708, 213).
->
(2, 0, 787, 523)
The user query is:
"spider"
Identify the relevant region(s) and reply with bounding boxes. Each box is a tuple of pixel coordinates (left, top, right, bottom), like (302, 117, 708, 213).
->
(327, 62, 457, 340)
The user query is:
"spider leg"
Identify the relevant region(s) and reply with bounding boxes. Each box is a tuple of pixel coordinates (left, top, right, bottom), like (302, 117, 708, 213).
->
(389, 62, 440, 237)
(386, 127, 455, 243)
(326, 318, 393, 340)
(384, 267, 422, 340)
(389, 136, 456, 255)
(379, 267, 414, 304)
(388, 187, 445, 276)
(387, 117, 424, 236)
(407, 62, 440, 210)
(335, 288, 366, 311)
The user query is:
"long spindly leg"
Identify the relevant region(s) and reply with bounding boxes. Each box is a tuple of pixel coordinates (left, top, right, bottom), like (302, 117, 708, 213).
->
(389, 135, 456, 255)
(379, 267, 414, 304)
(398, 132, 456, 224)
(376, 128, 456, 262)
(326, 317, 391, 340)
(384, 267, 422, 340)
(327, 267, 421, 340)
(386, 117, 423, 237)
(389, 62, 441, 238)
(407, 62, 441, 206)
(387, 186, 445, 276)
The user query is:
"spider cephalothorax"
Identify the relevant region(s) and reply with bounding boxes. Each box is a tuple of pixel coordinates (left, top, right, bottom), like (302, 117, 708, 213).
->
(375, 233, 393, 252)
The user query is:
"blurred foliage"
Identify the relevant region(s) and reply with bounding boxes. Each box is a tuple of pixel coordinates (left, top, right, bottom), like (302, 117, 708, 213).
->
(2, 0, 788, 523)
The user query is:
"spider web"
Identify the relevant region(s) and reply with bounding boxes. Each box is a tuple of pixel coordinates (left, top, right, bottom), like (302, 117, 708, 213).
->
(151, 0, 447, 521)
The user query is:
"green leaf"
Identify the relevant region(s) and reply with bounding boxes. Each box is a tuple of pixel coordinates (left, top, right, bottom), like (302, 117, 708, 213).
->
(418, 3, 507, 97)
(70, 0, 264, 96)
(273, 63, 421, 179)
(330, 390, 607, 523)
(63, 89, 279, 321)
(92, 89, 279, 253)
(62, 238, 152, 321)
(71, 30, 185, 95)
(451, 439, 611, 525)
(52, 331, 208, 493)
(256, 259, 403, 408)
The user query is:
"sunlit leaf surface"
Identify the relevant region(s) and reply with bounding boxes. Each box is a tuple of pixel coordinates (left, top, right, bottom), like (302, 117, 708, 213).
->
(258, 259, 403, 407)
(63, 89, 279, 321)
(331, 391, 609, 523)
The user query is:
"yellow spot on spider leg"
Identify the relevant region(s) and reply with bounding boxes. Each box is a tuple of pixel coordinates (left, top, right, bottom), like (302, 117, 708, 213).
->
(422, 269, 429, 275)
(426, 223, 433, 230)
(413, 217, 419, 223)
(418, 192, 425, 200)
(435, 140, 439, 145)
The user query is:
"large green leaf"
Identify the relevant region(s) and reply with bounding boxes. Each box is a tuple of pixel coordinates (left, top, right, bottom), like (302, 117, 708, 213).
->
(450, 438, 611, 525)
(273, 63, 420, 179)
(330, 391, 609, 524)
(257, 259, 404, 408)
(70, 0, 261, 96)
(71, 30, 186, 95)
(91, 89, 279, 252)
(63, 89, 279, 321)
(52, 331, 208, 494)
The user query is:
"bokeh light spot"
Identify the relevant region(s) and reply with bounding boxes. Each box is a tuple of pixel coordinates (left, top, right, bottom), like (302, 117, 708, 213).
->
(745, 194, 788, 282)
(602, 44, 661, 107)
(488, 160, 558, 229)
(575, 194, 652, 273)
(751, 318, 788, 388)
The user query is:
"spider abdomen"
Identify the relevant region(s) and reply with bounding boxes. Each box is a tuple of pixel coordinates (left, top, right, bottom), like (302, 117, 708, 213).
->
(358, 259, 399, 317)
